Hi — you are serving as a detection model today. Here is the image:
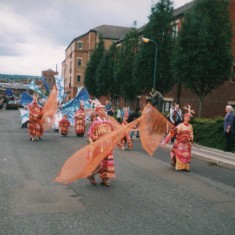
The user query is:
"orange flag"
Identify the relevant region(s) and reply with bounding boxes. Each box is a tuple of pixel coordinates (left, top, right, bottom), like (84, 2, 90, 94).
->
(139, 103, 174, 156)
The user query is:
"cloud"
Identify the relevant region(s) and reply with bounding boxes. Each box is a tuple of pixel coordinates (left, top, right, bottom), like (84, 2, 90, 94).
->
(0, 0, 192, 76)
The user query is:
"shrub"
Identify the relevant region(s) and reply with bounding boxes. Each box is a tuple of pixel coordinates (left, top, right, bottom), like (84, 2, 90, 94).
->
(191, 117, 235, 152)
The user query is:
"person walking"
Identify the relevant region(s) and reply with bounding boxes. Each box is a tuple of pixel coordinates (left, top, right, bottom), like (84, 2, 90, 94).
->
(28, 94, 43, 141)
(59, 114, 70, 136)
(161, 105, 194, 172)
(224, 105, 234, 151)
(87, 104, 115, 186)
(74, 101, 86, 137)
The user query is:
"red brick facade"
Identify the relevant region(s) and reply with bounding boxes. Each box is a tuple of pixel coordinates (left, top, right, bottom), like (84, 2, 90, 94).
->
(164, 0, 235, 118)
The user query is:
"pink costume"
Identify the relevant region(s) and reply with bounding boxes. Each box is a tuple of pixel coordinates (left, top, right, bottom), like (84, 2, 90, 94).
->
(88, 116, 115, 185)
(162, 113, 194, 171)
(74, 106, 86, 137)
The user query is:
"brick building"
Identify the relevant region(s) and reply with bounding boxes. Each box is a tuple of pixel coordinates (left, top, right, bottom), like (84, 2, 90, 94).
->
(62, 25, 131, 100)
(61, 1, 235, 117)
(164, 0, 235, 117)
(41, 69, 58, 93)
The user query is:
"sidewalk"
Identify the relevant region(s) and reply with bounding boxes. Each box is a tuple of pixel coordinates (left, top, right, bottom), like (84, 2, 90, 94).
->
(165, 143, 235, 170)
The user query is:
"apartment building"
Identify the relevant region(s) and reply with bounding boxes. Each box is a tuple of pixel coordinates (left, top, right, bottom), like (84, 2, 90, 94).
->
(62, 0, 235, 117)
(62, 25, 131, 100)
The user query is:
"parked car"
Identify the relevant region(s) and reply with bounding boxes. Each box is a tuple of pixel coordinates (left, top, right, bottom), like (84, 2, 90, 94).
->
(0, 96, 7, 110)
(0, 96, 18, 110)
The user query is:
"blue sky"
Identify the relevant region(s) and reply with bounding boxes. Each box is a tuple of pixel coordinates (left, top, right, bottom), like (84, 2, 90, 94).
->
(0, 0, 192, 76)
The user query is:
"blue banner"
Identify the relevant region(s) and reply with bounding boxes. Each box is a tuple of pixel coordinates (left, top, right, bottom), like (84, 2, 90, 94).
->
(55, 75, 64, 104)
(27, 80, 47, 98)
(20, 92, 33, 106)
(62, 87, 91, 125)
(5, 88, 13, 96)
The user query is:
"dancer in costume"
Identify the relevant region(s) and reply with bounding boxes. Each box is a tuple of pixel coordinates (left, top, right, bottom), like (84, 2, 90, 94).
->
(59, 114, 70, 136)
(87, 104, 115, 186)
(74, 101, 86, 137)
(28, 94, 43, 141)
(161, 105, 194, 172)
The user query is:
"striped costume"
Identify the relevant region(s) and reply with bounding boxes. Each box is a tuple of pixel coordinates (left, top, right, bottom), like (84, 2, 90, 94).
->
(88, 117, 115, 180)
(59, 117, 70, 136)
(28, 101, 43, 139)
(171, 122, 193, 171)
(74, 108, 86, 136)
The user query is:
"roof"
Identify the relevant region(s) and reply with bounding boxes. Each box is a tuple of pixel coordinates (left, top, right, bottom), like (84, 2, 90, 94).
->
(116, 1, 195, 44)
(90, 25, 131, 40)
(66, 24, 131, 50)
(173, 0, 195, 18)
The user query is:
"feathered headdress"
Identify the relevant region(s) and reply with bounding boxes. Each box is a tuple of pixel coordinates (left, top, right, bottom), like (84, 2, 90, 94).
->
(183, 104, 195, 117)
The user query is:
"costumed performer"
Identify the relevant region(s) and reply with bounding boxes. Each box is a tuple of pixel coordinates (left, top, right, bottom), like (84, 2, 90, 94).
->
(87, 103, 115, 186)
(28, 94, 43, 141)
(161, 105, 194, 172)
(59, 114, 70, 136)
(74, 100, 86, 137)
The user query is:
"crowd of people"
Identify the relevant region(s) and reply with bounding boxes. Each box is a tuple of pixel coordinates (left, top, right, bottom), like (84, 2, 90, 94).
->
(21, 93, 235, 186)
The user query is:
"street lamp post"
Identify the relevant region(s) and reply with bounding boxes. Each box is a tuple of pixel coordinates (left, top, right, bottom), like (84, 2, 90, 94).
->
(142, 37, 157, 90)
(142, 37, 164, 111)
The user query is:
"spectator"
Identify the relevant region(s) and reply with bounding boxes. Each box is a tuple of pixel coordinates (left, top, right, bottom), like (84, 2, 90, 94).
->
(169, 104, 183, 144)
(169, 104, 183, 126)
(116, 106, 122, 123)
(224, 105, 234, 151)
(105, 100, 114, 116)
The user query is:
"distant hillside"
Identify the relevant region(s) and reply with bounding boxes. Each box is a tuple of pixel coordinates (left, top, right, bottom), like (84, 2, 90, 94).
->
(0, 74, 41, 81)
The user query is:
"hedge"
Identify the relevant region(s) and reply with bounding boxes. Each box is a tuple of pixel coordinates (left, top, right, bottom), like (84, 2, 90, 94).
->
(191, 117, 235, 152)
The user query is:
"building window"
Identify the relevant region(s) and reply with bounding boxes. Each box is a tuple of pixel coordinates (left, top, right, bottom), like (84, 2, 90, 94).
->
(77, 58, 82, 67)
(77, 75, 81, 83)
(76, 41, 83, 50)
(162, 98, 173, 113)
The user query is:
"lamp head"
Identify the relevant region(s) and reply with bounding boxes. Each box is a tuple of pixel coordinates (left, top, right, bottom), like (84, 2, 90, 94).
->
(142, 37, 150, 43)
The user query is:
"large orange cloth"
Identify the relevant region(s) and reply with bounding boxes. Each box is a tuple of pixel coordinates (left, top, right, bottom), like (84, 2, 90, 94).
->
(40, 86, 58, 131)
(54, 103, 173, 184)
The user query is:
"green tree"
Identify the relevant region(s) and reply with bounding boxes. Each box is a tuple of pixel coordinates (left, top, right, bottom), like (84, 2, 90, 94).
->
(114, 27, 139, 101)
(172, 0, 232, 117)
(133, 0, 175, 94)
(95, 43, 117, 98)
(84, 36, 105, 97)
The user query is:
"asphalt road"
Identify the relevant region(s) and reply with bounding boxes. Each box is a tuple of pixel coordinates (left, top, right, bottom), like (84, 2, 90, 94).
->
(0, 110, 235, 235)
